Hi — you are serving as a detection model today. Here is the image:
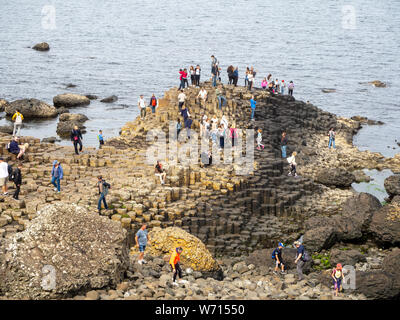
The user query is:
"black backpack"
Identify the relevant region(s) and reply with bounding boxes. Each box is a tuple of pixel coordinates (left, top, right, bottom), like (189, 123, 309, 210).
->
(7, 164, 13, 181)
(102, 181, 111, 195)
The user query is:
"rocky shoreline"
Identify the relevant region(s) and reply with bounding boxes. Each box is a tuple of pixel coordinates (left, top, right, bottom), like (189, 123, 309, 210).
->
(0, 81, 399, 300)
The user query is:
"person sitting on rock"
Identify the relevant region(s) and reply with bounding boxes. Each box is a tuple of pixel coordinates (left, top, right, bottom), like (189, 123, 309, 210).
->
(70, 125, 83, 155)
(169, 247, 187, 286)
(155, 160, 166, 185)
(272, 242, 286, 275)
(216, 85, 227, 110)
(197, 87, 207, 107)
(287, 151, 297, 177)
(331, 263, 344, 296)
(8, 136, 27, 159)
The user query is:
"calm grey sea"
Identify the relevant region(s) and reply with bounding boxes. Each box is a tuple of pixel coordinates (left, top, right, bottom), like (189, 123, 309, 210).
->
(0, 0, 399, 156)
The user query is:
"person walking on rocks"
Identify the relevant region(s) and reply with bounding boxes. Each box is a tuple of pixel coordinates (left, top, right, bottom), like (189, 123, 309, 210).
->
(281, 132, 288, 158)
(233, 67, 239, 86)
(178, 90, 186, 111)
(176, 118, 182, 140)
(98, 130, 104, 149)
(218, 124, 225, 150)
(272, 242, 286, 274)
(328, 127, 336, 149)
(280, 80, 286, 95)
(155, 160, 166, 185)
(149, 94, 158, 114)
(288, 81, 294, 96)
(331, 263, 344, 296)
(135, 224, 150, 264)
(138, 95, 147, 119)
(229, 123, 238, 148)
(256, 128, 264, 150)
(11, 109, 24, 137)
(97, 175, 110, 214)
(71, 125, 83, 155)
(287, 151, 297, 177)
(0, 158, 9, 196)
(51, 160, 63, 193)
(227, 65, 234, 84)
(11, 162, 22, 200)
(190, 66, 196, 86)
(294, 241, 306, 281)
(169, 246, 187, 286)
(195, 65, 201, 87)
(197, 87, 207, 108)
(250, 96, 256, 120)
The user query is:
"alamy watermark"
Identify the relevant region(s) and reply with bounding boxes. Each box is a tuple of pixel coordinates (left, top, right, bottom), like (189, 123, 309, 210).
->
(41, 5, 56, 30)
(341, 5, 357, 30)
(342, 265, 356, 290)
(41, 265, 56, 291)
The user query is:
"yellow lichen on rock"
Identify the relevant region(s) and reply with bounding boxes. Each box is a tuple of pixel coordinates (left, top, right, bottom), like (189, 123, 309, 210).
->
(146, 226, 220, 272)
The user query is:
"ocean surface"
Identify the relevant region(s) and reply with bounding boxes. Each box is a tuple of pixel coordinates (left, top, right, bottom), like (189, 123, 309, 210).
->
(0, 0, 399, 156)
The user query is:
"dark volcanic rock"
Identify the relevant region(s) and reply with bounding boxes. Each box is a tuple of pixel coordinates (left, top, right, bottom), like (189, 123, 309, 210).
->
(0, 125, 14, 135)
(329, 248, 366, 266)
(100, 95, 118, 103)
(384, 175, 400, 199)
(356, 271, 398, 299)
(32, 42, 50, 51)
(0, 99, 9, 112)
(85, 94, 98, 100)
(41, 137, 57, 143)
(369, 203, 400, 248)
(5, 99, 58, 119)
(315, 168, 355, 188)
(53, 93, 90, 108)
(56, 113, 88, 137)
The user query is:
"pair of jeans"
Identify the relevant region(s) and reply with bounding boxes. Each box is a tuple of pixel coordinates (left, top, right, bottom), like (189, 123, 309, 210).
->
(98, 192, 108, 211)
(251, 108, 255, 120)
(281, 145, 287, 158)
(297, 260, 305, 280)
(179, 79, 185, 90)
(329, 138, 336, 149)
(220, 136, 224, 149)
(140, 108, 146, 118)
(212, 75, 217, 87)
(171, 262, 182, 282)
(13, 123, 22, 136)
(248, 80, 253, 90)
(151, 106, 156, 113)
(13, 184, 20, 199)
(178, 101, 184, 111)
(195, 75, 200, 86)
(218, 96, 227, 109)
(289, 89, 293, 96)
(51, 176, 60, 192)
(73, 140, 83, 155)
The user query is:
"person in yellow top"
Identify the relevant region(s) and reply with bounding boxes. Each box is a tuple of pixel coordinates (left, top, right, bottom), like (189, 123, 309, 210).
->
(11, 109, 24, 137)
(169, 247, 187, 286)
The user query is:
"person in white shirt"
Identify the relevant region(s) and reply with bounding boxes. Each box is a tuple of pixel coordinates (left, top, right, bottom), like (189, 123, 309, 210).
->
(220, 115, 228, 130)
(0, 158, 9, 195)
(178, 90, 186, 111)
(138, 95, 146, 119)
(195, 65, 201, 87)
(287, 152, 297, 177)
(197, 88, 207, 107)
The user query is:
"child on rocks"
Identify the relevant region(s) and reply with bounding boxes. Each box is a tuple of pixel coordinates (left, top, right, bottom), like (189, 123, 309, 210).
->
(256, 128, 264, 150)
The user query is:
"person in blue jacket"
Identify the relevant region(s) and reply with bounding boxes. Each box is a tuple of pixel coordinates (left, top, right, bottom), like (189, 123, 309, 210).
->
(51, 160, 63, 193)
(250, 96, 257, 120)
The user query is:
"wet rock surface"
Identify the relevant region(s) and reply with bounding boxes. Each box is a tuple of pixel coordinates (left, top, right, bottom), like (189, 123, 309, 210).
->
(5, 99, 58, 119)
(53, 93, 90, 108)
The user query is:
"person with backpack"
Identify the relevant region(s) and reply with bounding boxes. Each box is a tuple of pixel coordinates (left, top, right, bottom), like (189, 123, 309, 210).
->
(51, 160, 63, 193)
(11, 109, 24, 137)
(328, 127, 336, 149)
(0, 158, 9, 195)
(272, 242, 286, 274)
(97, 175, 110, 214)
(70, 125, 83, 155)
(294, 241, 309, 281)
(98, 130, 104, 149)
(149, 94, 158, 114)
(11, 162, 22, 200)
(169, 246, 187, 286)
(331, 263, 344, 296)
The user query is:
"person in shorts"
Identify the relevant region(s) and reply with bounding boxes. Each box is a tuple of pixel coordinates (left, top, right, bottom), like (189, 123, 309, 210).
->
(272, 242, 286, 274)
(0, 158, 9, 195)
(135, 224, 150, 264)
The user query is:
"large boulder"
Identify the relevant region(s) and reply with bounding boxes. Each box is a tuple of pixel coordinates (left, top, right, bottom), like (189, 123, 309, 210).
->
(382, 248, 400, 290)
(315, 168, 355, 188)
(356, 271, 398, 299)
(53, 93, 90, 108)
(100, 95, 118, 103)
(0, 125, 14, 135)
(0, 203, 129, 299)
(384, 175, 400, 199)
(32, 42, 50, 51)
(56, 113, 88, 137)
(369, 202, 400, 247)
(0, 99, 9, 112)
(147, 227, 222, 279)
(329, 248, 367, 266)
(5, 99, 58, 119)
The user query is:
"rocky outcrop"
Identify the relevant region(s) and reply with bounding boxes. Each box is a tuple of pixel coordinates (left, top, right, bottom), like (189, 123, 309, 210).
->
(0, 125, 14, 135)
(5, 99, 58, 119)
(0, 202, 129, 299)
(32, 42, 50, 51)
(314, 168, 355, 188)
(85, 94, 98, 100)
(368, 80, 386, 88)
(329, 248, 366, 266)
(53, 94, 90, 108)
(384, 174, 400, 199)
(0, 99, 9, 112)
(146, 227, 222, 279)
(56, 113, 88, 137)
(369, 202, 400, 247)
(100, 95, 118, 103)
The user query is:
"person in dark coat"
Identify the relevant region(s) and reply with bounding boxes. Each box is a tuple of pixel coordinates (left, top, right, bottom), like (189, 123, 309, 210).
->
(70, 125, 83, 155)
(12, 163, 22, 200)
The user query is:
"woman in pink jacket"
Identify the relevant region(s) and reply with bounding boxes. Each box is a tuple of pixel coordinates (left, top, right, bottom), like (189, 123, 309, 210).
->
(229, 123, 238, 148)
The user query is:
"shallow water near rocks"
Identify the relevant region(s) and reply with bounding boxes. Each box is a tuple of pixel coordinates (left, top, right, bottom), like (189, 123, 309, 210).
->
(0, 0, 399, 156)
(351, 169, 393, 203)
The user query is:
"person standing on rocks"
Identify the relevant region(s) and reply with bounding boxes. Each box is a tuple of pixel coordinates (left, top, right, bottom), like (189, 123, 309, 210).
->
(294, 241, 305, 281)
(250, 96, 257, 120)
(149, 94, 158, 114)
(70, 125, 83, 155)
(247, 70, 254, 90)
(11, 162, 22, 200)
(197, 87, 208, 108)
(97, 175, 110, 214)
(288, 81, 294, 96)
(280, 80, 286, 95)
(227, 65, 234, 84)
(218, 124, 225, 150)
(135, 224, 150, 265)
(178, 90, 186, 111)
(233, 67, 239, 86)
(272, 242, 286, 274)
(331, 263, 344, 296)
(229, 123, 238, 148)
(261, 78, 268, 89)
(180, 104, 190, 123)
(190, 66, 195, 86)
(98, 130, 104, 149)
(287, 151, 297, 177)
(281, 132, 288, 158)
(11, 109, 24, 137)
(195, 65, 201, 87)
(328, 127, 336, 149)
(169, 246, 187, 286)
(138, 95, 147, 119)
(51, 160, 63, 193)
(0, 158, 9, 196)
(244, 67, 249, 87)
(176, 118, 182, 140)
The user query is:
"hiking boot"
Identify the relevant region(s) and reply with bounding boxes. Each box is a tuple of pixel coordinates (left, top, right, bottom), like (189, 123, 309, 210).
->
(172, 282, 179, 287)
